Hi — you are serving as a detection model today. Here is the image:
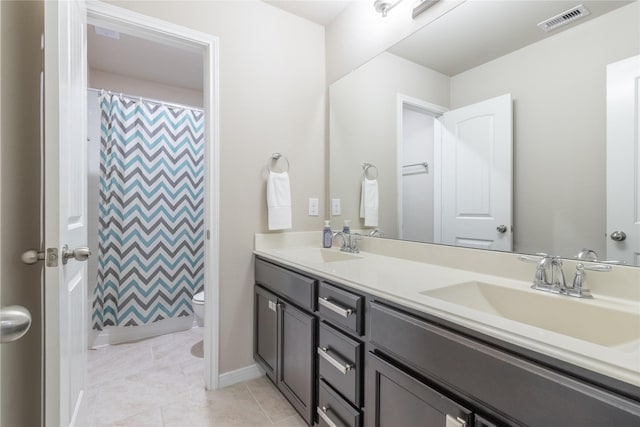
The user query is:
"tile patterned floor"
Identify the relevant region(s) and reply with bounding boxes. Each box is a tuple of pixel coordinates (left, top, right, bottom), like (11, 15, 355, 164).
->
(87, 328, 305, 427)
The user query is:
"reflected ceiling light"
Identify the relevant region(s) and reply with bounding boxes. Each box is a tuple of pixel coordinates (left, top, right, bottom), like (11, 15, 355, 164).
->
(374, 0, 402, 17)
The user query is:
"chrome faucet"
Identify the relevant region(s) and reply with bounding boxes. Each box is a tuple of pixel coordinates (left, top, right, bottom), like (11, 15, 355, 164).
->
(519, 254, 611, 298)
(529, 255, 566, 293)
(333, 231, 361, 253)
(550, 257, 567, 293)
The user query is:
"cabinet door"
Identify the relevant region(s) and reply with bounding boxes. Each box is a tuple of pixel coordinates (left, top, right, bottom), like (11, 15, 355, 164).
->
(278, 300, 317, 425)
(365, 352, 472, 427)
(254, 286, 278, 382)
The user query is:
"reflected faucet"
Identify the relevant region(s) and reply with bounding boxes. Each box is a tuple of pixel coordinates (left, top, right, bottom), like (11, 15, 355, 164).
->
(369, 228, 383, 237)
(576, 248, 598, 261)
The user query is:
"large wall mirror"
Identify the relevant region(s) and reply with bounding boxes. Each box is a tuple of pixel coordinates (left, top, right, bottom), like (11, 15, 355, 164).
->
(329, 0, 640, 266)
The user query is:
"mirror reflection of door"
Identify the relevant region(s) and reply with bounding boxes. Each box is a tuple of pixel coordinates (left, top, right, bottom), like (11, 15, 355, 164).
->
(439, 93, 513, 251)
(399, 93, 513, 250)
(606, 55, 640, 265)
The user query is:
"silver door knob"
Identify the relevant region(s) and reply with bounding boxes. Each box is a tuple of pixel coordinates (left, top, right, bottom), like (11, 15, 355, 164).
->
(1, 305, 32, 343)
(496, 225, 508, 233)
(21, 249, 45, 265)
(610, 231, 627, 242)
(62, 245, 92, 264)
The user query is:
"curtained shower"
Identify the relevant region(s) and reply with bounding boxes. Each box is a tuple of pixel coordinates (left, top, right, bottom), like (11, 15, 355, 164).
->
(92, 93, 205, 330)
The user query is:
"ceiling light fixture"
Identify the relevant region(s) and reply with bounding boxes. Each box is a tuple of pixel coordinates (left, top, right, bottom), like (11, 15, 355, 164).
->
(374, 0, 402, 18)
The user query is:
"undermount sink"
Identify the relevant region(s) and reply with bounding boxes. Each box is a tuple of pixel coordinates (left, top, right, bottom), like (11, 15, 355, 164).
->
(421, 281, 640, 348)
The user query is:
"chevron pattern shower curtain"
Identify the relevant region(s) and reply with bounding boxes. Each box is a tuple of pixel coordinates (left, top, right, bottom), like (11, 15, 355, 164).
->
(92, 94, 205, 330)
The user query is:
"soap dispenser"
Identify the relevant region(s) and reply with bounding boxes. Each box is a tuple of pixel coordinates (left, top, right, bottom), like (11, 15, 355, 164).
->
(342, 219, 351, 234)
(323, 220, 333, 248)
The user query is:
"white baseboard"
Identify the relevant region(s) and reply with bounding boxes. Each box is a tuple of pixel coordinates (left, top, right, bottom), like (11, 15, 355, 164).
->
(90, 315, 196, 348)
(217, 363, 265, 388)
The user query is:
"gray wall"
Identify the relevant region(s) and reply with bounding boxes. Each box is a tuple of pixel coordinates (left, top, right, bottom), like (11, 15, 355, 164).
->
(0, 1, 44, 426)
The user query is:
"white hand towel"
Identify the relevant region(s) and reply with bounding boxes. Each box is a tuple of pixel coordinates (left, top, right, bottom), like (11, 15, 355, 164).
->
(267, 171, 292, 230)
(360, 178, 379, 227)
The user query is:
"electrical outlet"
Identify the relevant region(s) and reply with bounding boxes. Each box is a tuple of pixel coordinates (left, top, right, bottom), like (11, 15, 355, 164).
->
(308, 198, 319, 216)
(331, 198, 341, 216)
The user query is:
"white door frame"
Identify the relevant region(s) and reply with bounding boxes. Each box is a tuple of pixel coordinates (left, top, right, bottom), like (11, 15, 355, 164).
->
(85, 1, 221, 390)
(395, 94, 447, 240)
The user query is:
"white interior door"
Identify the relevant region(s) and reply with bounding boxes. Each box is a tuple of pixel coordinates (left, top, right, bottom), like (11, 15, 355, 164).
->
(44, 1, 89, 426)
(438, 93, 512, 251)
(606, 55, 640, 265)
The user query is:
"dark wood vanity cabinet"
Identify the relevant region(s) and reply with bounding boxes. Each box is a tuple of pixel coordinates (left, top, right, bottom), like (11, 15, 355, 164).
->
(254, 256, 640, 427)
(316, 281, 366, 427)
(254, 259, 317, 425)
(368, 300, 640, 426)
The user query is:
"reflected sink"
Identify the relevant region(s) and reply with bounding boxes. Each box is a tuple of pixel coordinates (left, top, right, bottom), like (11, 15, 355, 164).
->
(421, 281, 640, 348)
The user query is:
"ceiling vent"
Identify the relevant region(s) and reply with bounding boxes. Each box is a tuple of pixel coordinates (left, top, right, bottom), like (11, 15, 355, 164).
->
(537, 4, 591, 32)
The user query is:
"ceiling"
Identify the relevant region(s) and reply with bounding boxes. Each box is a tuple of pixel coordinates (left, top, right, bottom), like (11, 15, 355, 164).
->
(263, 1, 355, 26)
(87, 25, 204, 92)
(388, 0, 633, 76)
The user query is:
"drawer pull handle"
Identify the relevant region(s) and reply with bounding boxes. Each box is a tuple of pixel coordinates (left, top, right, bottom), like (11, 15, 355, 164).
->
(318, 346, 352, 375)
(317, 406, 339, 427)
(319, 297, 353, 318)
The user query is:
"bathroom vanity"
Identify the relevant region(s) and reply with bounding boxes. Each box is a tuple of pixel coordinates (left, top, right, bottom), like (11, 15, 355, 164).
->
(253, 233, 640, 426)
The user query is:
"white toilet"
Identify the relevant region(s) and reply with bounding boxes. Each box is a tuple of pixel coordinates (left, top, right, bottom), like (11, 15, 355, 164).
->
(192, 291, 204, 327)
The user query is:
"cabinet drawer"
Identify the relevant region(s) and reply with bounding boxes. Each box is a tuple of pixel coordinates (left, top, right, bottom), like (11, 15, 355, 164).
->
(318, 379, 361, 427)
(369, 301, 640, 426)
(365, 352, 472, 427)
(255, 258, 316, 311)
(318, 322, 363, 407)
(318, 282, 363, 335)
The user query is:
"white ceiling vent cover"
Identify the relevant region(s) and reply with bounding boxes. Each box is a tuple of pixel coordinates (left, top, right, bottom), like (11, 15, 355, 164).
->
(537, 4, 591, 32)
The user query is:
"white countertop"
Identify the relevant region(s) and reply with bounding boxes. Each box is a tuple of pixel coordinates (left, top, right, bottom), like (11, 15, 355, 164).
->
(254, 232, 640, 389)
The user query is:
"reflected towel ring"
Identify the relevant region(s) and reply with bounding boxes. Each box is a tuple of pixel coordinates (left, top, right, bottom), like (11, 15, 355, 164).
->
(362, 163, 378, 179)
(268, 153, 290, 173)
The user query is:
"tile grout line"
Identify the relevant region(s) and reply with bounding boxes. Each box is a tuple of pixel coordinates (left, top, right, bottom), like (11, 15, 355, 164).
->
(246, 382, 278, 426)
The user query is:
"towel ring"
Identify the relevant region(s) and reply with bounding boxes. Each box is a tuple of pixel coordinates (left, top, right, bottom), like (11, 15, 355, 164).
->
(268, 153, 290, 173)
(362, 163, 378, 179)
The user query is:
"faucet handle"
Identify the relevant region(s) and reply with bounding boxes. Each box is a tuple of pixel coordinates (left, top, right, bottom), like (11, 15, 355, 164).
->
(570, 263, 611, 298)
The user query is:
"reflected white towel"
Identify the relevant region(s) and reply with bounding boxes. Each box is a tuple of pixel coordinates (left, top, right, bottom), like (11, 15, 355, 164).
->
(359, 178, 378, 227)
(267, 171, 292, 230)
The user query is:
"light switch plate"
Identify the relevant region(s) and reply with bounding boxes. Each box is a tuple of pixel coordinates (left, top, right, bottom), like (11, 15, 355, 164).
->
(331, 198, 341, 216)
(308, 198, 319, 216)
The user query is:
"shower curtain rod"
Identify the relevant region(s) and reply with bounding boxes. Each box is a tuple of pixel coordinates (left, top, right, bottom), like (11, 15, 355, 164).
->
(87, 87, 204, 112)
